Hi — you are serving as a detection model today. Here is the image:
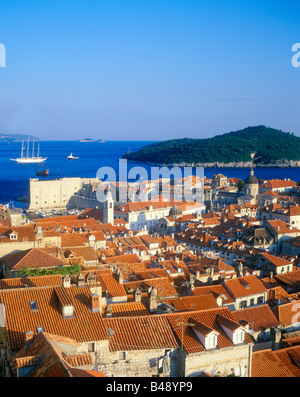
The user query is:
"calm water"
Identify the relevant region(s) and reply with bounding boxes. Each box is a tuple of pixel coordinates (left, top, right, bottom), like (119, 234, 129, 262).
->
(0, 140, 299, 207)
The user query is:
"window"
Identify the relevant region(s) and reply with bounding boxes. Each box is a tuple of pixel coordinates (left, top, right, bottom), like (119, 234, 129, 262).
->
(88, 342, 95, 353)
(206, 333, 217, 349)
(118, 351, 127, 360)
(234, 329, 245, 344)
(257, 296, 264, 304)
(30, 301, 39, 312)
(239, 300, 247, 309)
(250, 298, 255, 306)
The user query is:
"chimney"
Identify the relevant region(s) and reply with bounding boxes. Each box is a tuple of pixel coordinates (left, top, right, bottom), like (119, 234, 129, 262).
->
(188, 274, 195, 291)
(24, 331, 34, 344)
(269, 271, 273, 280)
(216, 295, 223, 307)
(105, 304, 112, 318)
(118, 271, 124, 285)
(63, 274, 71, 288)
(90, 293, 101, 313)
(77, 273, 85, 287)
(86, 272, 96, 285)
(134, 287, 142, 302)
(149, 286, 158, 312)
(271, 325, 282, 350)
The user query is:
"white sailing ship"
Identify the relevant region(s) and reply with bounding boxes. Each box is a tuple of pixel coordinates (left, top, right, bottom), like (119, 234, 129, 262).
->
(10, 139, 47, 163)
(67, 153, 79, 160)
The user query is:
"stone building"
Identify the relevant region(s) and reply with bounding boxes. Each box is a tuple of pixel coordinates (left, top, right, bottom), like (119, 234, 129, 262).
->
(166, 307, 253, 377)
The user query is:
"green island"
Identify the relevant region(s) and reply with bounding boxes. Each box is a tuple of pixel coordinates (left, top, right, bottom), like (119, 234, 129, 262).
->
(123, 125, 300, 167)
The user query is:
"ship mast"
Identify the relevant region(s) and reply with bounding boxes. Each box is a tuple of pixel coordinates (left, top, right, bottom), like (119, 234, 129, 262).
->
(26, 137, 29, 158)
(37, 143, 40, 158)
(32, 140, 35, 158)
(21, 140, 24, 159)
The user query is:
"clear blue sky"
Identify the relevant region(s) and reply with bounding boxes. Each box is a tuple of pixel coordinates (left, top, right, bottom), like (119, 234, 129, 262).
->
(0, 0, 299, 140)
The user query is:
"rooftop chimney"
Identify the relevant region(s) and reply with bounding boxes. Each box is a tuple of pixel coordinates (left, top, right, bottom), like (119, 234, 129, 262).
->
(134, 287, 142, 302)
(149, 286, 158, 312)
(63, 274, 71, 288)
(118, 271, 124, 285)
(105, 304, 112, 318)
(77, 273, 85, 287)
(90, 293, 101, 313)
(86, 272, 96, 285)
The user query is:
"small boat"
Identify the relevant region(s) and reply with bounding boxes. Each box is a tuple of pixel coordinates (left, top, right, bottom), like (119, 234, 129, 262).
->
(36, 168, 49, 176)
(36, 163, 49, 176)
(67, 153, 79, 160)
(11, 139, 47, 163)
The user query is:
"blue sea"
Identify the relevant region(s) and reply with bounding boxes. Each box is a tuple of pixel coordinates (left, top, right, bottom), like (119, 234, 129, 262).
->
(0, 140, 299, 208)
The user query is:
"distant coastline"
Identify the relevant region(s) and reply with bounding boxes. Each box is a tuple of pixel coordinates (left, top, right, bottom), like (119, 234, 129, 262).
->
(77, 138, 106, 143)
(0, 133, 40, 142)
(126, 159, 300, 168)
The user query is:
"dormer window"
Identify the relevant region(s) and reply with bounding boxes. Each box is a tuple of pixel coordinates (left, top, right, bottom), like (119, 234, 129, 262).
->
(191, 319, 219, 350)
(233, 329, 245, 344)
(206, 333, 218, 349)
(9, 233, 17, 240)
(217, 314, 246, 345)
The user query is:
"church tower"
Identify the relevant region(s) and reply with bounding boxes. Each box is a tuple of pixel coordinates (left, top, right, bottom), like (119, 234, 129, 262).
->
(103, 191, 114, 224)
(243, 153, 259, 200)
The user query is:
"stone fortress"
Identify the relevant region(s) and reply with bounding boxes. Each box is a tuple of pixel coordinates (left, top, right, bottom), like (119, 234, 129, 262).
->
(28, 177, 102, 212)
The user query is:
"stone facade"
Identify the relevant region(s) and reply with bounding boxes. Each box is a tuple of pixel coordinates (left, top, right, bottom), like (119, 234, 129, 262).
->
(182, 344, 253, 377)
(95, 348, 179, 377)
(28, 177, 100, 211)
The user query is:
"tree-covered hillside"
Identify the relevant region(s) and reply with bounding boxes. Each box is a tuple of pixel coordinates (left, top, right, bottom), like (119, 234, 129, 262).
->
(123, 126, 300, 165)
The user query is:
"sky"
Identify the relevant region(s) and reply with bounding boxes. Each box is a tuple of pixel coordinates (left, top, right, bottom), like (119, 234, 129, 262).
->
(0, 0, 300, 141)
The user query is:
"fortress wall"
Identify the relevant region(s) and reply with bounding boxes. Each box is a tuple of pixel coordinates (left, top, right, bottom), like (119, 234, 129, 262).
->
(28, 177, 99, 211)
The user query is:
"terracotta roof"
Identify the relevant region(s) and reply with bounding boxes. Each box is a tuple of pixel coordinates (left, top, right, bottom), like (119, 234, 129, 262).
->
(0, 225, 36, 243)
(124, 277, 178, 298)
(0, 275, 63, 290)
(223, 275, 267, 299)
(0, 285, 108, 351)
(159, 294, 219, 312)
(102, 301, 149, 317)
(104, 315, 178, 351)
(1, 248, 68, 271)
(64, 354, 93, 367)
(274, 270, 300, 288)
(233, 304, 280, 331)
(166, 307, 252, 354)
(8, 331, 104, 377)
(61, 233, 88, 247)
(260, 179, 297, 189)
(272, 301, 300, 327)
(252, 345, 300, 377)
(192, 284, 235, 304)
(104, 254, 141, 264)
(61, 247, 98, 262)
(267, 219, 300, 234)
(261, 252, 292, 267)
